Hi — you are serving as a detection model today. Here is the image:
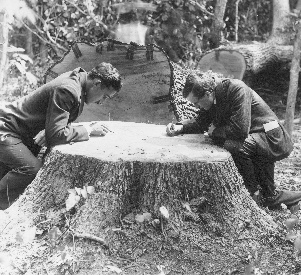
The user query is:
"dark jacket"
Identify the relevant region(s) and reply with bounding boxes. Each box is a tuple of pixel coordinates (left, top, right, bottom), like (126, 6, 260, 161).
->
(181, 79, 293, 161)
(0, 68, 89, 147)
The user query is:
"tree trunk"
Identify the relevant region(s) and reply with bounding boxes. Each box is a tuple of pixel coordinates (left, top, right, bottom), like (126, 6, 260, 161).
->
(196, 42, 293, 83)
(209, 0, 228, 48)
(268, 0, 291, 45)
(25, 27, 34, 59)
(0, 10, 9, 89)
(284, 22, 301, 137)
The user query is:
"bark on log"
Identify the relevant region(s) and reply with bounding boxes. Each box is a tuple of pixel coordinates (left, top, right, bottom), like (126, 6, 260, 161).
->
(197, 42, 293, 82)
(7, 122, 276, 241)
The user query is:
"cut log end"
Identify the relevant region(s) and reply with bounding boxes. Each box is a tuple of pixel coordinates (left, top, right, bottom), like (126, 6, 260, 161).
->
(197, 50, 246, 79)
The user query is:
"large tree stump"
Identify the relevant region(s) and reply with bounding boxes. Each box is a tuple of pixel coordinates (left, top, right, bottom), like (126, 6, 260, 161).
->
(0, 122, 279, 274)
(197, 42, 293, 82)
(7, 122, 276, 236)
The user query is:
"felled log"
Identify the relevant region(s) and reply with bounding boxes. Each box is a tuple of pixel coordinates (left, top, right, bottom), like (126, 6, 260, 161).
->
(197, 42, 293, 82)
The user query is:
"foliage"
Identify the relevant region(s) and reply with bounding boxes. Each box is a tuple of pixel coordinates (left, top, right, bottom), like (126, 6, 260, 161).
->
(8, 0, 273, 64)
(2, 0, 274, 97)
(225, 0, 273, 42)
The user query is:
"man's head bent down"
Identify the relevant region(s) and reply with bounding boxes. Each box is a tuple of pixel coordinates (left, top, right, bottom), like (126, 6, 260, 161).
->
(85, 62, 122, 105)
(183, 71, 219, 110)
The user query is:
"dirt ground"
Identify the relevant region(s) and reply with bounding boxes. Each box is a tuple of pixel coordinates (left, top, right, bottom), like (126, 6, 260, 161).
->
(1, 67, 301, 274)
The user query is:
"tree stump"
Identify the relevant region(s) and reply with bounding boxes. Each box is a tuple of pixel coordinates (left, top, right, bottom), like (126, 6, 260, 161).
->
(7, 122, 276, 238)
(197, 42, 293, 83)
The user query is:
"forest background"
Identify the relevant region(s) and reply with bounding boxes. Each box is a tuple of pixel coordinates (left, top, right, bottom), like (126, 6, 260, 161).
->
(0, 0, 284, 97)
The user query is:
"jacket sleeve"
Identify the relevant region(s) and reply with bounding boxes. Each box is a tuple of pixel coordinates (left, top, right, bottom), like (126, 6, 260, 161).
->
(182, 108, 214, 134)
(45, 87, 89, 146)
(212, 84, 251, 142)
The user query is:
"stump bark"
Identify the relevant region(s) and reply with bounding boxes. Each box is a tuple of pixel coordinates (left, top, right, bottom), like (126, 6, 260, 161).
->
(197, 42, 293, 82)
(9, 121, 276, 240)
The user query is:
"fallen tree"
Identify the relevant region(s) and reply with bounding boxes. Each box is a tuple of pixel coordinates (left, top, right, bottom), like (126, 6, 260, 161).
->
(196, 42, 293, 84)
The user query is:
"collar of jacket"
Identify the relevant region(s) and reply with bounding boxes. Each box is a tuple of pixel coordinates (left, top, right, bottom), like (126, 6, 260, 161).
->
(69, 67, 88, 102)
(214, 78, 230, 105)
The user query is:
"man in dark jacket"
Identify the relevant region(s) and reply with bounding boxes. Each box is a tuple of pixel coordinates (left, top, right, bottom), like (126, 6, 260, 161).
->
(166, 72, 301, 209)
(0, 62, 122, 208)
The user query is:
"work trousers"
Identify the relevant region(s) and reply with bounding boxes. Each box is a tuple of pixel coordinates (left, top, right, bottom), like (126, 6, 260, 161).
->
(225, 134, 277, 198)
(230, 135, 276, 197)
(0, 135, 42, 195)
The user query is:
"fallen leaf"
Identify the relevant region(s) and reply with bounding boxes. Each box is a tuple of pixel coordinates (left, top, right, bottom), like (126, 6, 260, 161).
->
(68, 189, 77, 195)
(142, 212, 152, 221)
(106, 265, 122, 273)
(135, 214, 144, 223)
(159, 206, 169, 219)
(66, 193, 80, 210)
(81, 188, 88, 199)
(152, 219, 160, 227)
(75, 187, 82, 195)
(86, 186, 95, 194)
(281, 203, 287, 210)
(285, 216, 299, 231)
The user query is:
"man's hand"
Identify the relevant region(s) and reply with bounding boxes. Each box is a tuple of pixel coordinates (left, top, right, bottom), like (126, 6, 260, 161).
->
(90, 122, 112, 136)
(166, 123, 183, 137)
(34, 129, 47, 147)
(207, 124, 216, 136)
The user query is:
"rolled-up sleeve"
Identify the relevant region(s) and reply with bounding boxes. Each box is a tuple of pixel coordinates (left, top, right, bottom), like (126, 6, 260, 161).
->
(45, 88, 89, 146)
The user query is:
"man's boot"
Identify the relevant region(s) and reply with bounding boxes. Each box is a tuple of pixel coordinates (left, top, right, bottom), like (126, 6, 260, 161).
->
(263, 190, 301, 209)
(253, 160, 301, 209)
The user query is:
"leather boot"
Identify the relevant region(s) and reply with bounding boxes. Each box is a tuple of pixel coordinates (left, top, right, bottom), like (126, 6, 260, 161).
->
(263, 190, 301, 209)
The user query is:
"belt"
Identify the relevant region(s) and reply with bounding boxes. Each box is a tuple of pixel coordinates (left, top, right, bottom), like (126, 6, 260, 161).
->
(263, 120, 279, 132)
